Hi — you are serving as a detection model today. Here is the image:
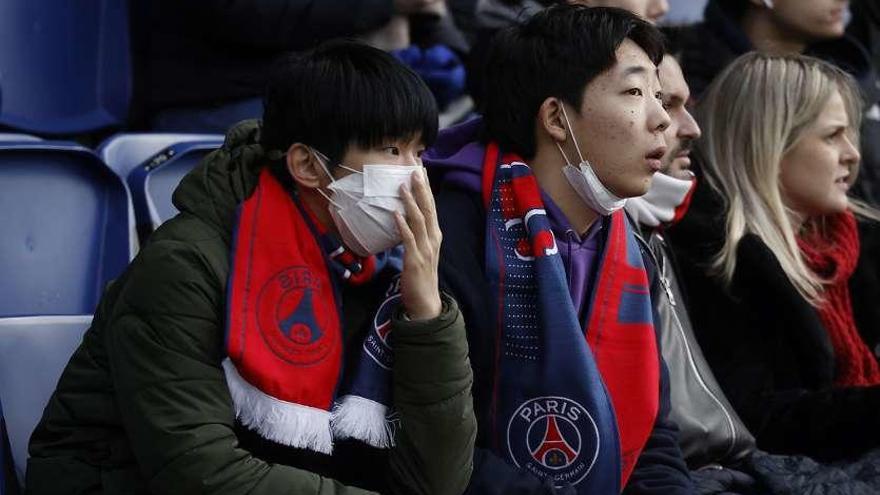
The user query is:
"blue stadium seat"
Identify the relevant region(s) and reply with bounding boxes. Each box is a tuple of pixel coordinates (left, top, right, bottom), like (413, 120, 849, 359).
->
(0, 134, 40, 143)
(0, 0, 130, 135)
(0, 315, 92, 489)
(98, 133, 225, 180)
(0, 143, 134, 316)
(128, 141, 222, 234)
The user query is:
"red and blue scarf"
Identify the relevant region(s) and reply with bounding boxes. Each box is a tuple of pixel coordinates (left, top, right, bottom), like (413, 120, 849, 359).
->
(223, 168, 401, 453)
(482, 143, 660, 491)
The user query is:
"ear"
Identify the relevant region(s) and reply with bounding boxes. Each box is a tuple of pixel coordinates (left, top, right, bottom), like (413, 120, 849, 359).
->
(286, 143, 325, 190)
(538, 97, 568, 144)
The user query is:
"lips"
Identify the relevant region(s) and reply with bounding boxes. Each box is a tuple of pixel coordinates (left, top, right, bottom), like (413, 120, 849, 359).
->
(646, 146, 667, 172)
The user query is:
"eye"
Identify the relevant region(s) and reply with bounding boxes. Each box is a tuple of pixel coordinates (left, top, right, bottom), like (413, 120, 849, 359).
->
(383, 146, 400, 156)
(826, 128, 845, 142)
(655, 91, 663, 101)
(626, 88, 643, 97)
(416, 149, 425, 158)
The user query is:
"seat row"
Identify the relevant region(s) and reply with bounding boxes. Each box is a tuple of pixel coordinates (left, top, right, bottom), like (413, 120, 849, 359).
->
(0, 133, 223, 489)
(0, 133, 223, 317)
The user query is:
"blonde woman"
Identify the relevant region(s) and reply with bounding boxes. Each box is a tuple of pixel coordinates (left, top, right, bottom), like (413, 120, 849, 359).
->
(667, 52, 880, 463)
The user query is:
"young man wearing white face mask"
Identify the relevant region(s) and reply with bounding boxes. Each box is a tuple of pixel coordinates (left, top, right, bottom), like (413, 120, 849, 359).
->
(425, 5, 694, 495)
(26, 41, 476, 495)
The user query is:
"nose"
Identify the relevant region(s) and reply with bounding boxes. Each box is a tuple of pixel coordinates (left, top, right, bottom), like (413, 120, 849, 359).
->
(678, 108, 701, 141)
(648, 0, 670, 22)
(841, 134, 861, 167)
(401, 149, 422, 166)
(651, 97, 671, 134)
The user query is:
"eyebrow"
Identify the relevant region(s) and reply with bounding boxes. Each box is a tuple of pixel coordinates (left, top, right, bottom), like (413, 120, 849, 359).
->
(823, 123, 848, 132)
(621, 65, 651, 77)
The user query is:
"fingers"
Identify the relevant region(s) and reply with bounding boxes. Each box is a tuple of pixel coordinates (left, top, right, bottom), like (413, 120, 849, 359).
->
(395, 211, 416, 254)
(411, 169, 442, 243)
(400, 175, 429, 248)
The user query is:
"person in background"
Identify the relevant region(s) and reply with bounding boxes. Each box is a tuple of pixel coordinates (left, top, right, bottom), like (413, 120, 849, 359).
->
(668, 0, 880, 205)
(131, 0, 453, 133)
(26, 41, 476, 495)
(625, 53, 760, 495)
(427, 5, 695, 494)
(668, 53, 880, 483)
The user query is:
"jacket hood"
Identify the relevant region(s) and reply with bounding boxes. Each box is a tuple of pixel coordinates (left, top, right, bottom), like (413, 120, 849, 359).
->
(171, 119, 275, 245)
(423, 116, 486, 193)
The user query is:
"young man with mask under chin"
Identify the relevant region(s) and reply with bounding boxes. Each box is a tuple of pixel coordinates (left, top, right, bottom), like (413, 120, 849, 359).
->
(425, 5, 694, 495)
(26, 41, 476, 495)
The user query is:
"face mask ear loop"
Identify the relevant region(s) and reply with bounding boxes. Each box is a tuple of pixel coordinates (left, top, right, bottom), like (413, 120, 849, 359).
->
(560, 105, 587, 165)
(336, 164, 363, 175)
(315, 185, 343, 209)
(310, 147, 337, 182)
(309, 147, 349, 206)
(555, 141, 573, 168)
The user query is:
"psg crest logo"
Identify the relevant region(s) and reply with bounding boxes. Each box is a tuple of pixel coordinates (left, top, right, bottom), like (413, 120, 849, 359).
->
(363, 288, 401, 370)
(256, 266, 338, 366)
(507, 396, 600, 487)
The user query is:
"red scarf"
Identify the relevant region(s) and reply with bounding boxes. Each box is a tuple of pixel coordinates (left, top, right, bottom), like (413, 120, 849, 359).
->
(798, 211, 880, 387)
(224, 168, 398, 453)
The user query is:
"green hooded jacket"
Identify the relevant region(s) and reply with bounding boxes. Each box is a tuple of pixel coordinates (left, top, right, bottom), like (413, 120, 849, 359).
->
(25, 121, 476, 495)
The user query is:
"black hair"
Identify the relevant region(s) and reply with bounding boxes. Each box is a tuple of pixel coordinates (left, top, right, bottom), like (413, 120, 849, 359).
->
(481, 5, 665, 159)
(661, 27, 685, 60)
(261, 40, 438, 166)
(715, 0, 749, 20)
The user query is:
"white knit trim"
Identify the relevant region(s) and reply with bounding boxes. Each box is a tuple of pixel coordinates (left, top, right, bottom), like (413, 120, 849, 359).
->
(222, 358, 333, 453)
(331, 395, 394, 448)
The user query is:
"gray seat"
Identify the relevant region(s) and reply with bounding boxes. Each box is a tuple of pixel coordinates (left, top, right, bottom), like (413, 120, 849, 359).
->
(0, 315, 92, 487)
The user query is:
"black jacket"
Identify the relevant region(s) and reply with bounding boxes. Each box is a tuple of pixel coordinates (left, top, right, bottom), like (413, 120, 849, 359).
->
(669, 0, 880, 205)
(667, 170, 880, 463)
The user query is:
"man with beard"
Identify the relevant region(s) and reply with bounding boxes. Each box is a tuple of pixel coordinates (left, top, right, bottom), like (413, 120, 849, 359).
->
(625, 53, 759, 495)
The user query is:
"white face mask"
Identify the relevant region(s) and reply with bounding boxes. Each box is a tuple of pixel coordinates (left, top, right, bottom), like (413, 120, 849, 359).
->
(556, 105, 628, 216)
(625, 171, 695, 228)
(313, 149, 420, 257)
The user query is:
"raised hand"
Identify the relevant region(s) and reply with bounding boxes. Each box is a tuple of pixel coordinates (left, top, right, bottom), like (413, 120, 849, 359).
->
(394, 168, 443, 320)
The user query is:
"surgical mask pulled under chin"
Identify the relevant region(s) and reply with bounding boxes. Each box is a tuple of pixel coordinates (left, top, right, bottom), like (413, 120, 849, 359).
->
(313, 150, 420, 256)
(557, 106, 627, 216)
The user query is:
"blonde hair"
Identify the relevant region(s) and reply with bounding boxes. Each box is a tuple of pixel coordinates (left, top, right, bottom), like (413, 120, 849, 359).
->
(697, 52, 869, 304)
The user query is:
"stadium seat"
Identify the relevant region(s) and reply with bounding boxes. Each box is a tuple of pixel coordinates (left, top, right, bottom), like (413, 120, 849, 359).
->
(128, 140, 222, 236)
(0, 0, 131, 135)
(98, 133, 224, 180)
(0, 142, 134, 316)
(0, 134, 40, 143)
(0, 315, 92, 488)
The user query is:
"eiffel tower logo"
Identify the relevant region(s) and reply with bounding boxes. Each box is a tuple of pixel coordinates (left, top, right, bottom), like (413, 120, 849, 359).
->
(278, 289, 322, 345)
(531, 415, 578, 468)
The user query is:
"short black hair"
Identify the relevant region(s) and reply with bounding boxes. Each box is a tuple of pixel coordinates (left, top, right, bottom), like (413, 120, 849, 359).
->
(715, 0, 749, 20)
(261, 40, 438, 165)
(481, 5, 665, 159)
